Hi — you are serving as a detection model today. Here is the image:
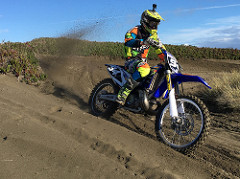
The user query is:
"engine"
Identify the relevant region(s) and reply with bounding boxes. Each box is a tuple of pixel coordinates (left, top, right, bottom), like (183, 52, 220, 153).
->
(125, 90, 149, 111)
(125, 92, 139, 108)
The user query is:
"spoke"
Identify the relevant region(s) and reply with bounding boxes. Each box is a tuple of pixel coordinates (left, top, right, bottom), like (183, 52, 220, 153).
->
(182, 124, 188, 134)
(159, 97, 207, 149)
(190, 130, 198, 140)
(183, 136, 188, 144)
(171, 130, 177, 144)
(94, 84, 115, 114)
(182, 123, 196, 143)
(178, 134, 184, 145)
(188, 132, 195, 142)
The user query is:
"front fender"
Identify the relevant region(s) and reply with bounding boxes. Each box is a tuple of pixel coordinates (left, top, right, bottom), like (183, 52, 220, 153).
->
(154, 73, 211, 98)
(171, 73, 211, 89)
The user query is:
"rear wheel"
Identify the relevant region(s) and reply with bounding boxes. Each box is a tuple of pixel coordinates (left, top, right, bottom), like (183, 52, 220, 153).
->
(155, 95, 210, 153)
(89, 78, 119, 117)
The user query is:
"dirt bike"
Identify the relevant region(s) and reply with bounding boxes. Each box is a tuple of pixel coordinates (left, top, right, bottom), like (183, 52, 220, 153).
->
(89, 50, 211, 153)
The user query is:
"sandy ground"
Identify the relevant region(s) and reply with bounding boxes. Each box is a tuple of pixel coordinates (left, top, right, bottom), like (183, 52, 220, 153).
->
(0, 55, 239, 179)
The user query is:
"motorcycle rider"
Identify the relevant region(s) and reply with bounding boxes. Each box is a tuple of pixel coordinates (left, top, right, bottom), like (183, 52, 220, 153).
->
(116, 4, 167, 105)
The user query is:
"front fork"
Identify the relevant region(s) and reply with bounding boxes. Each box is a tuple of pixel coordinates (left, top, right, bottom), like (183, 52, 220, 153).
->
(166, 70, 185, 118)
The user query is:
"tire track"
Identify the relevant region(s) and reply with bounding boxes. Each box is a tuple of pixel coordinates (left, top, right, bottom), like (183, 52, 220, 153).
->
(0, 93, 179, 179)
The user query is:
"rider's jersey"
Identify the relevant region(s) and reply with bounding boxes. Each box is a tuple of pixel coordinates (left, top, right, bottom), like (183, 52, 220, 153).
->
(124, 25, 166, 60)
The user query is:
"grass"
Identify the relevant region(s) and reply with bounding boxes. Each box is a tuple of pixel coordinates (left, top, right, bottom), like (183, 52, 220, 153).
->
(199, 70, 240, 111)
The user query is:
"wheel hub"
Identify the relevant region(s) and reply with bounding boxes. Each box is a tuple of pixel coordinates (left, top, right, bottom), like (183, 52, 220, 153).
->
(171, 115, 193, 136)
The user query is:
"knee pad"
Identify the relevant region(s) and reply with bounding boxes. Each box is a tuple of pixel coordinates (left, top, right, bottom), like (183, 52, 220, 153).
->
(136, 62, 151, 78)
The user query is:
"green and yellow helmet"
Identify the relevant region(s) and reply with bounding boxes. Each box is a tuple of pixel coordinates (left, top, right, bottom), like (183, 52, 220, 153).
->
(140, 4, 164, 34)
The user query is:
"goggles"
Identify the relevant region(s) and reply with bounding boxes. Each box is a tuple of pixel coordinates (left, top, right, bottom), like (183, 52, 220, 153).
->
(149, 21, 160, 29)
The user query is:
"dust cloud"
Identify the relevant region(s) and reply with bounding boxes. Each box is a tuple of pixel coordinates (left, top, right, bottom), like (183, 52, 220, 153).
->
(56, 21, 104, 56)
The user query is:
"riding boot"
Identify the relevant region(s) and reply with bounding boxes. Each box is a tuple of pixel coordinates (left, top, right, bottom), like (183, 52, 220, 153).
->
(116, 76, 139, 105)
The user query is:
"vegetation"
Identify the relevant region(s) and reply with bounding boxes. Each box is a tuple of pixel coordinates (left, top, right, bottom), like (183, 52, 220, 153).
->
(199, 71, 240, 111)
(30, 37, 125, 59)
(0, 41, 46, 84)
(30, 37, 240, 60)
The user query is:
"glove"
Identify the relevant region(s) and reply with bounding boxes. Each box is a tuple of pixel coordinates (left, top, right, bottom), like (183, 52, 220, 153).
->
(144, 37, 161, 48)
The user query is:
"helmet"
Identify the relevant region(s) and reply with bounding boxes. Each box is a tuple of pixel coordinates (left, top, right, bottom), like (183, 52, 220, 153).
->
(140, 7, 164, 34)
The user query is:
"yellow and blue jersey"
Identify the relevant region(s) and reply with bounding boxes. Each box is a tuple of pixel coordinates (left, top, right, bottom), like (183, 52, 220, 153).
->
(124, 25, 166, 60)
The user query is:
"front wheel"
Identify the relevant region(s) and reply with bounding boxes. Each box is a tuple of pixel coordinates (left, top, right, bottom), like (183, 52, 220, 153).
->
(89, 78, 119, 117)
(155, 95, 210, 153)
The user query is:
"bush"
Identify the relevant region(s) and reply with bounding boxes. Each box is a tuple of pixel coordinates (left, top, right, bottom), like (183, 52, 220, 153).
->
(0, 41, 46, 84)
(30, 37, 240, 61)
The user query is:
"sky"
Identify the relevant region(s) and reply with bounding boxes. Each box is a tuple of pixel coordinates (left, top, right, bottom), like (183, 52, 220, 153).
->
(1, 0, 240, 49)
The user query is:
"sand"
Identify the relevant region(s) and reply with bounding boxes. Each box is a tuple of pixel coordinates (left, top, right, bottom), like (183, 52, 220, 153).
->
(0, 55, 239, 179)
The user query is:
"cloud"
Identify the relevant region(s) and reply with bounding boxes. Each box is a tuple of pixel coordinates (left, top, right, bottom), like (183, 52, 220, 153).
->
(202, 37, 240, 49)
(198, 26, 240, 49)
(205, 16, 240, 26)
(192, 3, 240, 11)
(176, 3, 240, 13)
(163, 16, 240, 49)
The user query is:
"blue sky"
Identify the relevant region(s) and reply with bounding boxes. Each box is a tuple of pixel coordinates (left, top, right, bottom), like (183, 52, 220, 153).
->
(1, 0, 240, 49)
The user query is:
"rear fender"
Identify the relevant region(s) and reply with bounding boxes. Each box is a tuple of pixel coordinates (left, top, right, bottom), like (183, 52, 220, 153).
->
(105, 64, 130, 87)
